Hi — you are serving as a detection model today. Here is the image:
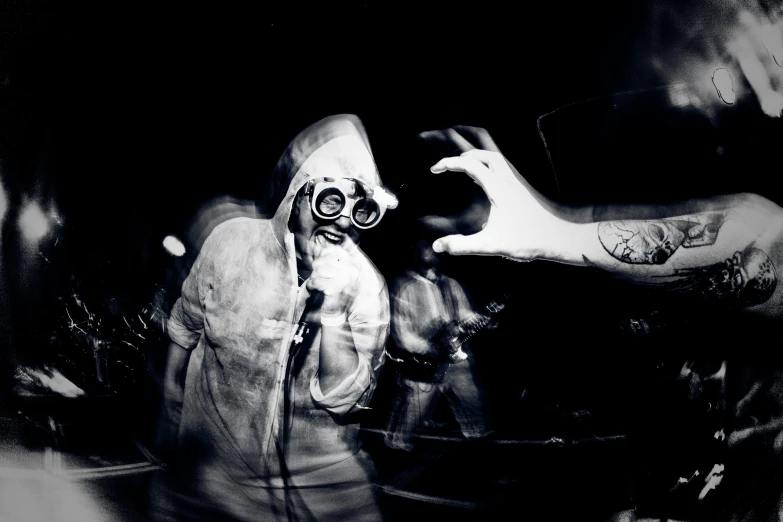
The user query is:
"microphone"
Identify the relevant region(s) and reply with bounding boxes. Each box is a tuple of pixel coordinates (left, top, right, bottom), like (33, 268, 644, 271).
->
(292, 291, 324, 346)
(284, 290, 325, 454)
(302, 291, 325, 324)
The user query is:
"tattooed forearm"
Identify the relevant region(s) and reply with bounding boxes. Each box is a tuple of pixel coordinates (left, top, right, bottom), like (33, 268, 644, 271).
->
(660, 245, 778, 307)
(598, 213, 726, 265)
(589, 244, 777, 307)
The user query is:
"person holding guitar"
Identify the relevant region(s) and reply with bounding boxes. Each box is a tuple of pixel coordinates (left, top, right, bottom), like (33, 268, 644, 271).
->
(384, 233, 494, 452)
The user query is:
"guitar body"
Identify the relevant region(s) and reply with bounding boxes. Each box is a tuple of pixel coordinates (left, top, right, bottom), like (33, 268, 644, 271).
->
(388, 296, 510, 383)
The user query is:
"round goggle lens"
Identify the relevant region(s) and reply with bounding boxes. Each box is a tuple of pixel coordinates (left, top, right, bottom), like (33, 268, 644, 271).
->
(352, 198, 380, 226)
(315, 188, 345, 217)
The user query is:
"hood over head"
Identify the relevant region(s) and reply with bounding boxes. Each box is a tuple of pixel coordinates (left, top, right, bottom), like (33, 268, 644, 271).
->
(268, 114, 383, 251)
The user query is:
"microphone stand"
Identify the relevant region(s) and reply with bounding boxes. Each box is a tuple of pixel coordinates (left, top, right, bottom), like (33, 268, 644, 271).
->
(279, 291, 324, 522)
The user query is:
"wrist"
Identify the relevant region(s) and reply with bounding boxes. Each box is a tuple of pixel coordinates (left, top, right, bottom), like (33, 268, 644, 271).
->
(542, 199, 592, 224)
(320, 294, 347, 316)
(540, 219, 592, 265)
(320, 311, 347, 327)
(320, 293, 348, 326)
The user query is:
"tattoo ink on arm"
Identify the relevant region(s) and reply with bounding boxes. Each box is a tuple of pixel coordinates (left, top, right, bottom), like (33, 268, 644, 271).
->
(656, 244, 777, 307)
(598, 213, 727, 265)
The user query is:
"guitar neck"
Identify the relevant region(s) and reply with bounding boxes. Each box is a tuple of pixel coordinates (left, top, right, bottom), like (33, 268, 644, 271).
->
(456, 299, 506, 344)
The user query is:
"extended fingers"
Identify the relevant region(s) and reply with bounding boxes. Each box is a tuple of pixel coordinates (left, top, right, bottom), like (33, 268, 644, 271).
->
(431, 230, 500, 257)
(311, 251, 361, 280)
(312, 263, 348, 278)
(315, 250, 361, 271)
(418, 128, 476, 154)
(451, 126, 501, 152)
(460, 149, 511, 172)
(430, 155, 495, 193)
(463, 148, 537, 197)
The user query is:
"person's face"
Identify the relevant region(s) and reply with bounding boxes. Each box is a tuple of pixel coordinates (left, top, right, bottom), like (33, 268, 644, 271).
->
(288, 134, 382, 272)
(291, 186, 362, 271)
(415, 240, 440, 277)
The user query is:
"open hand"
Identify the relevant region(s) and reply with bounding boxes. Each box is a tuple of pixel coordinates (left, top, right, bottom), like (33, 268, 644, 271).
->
(430, 149, 566, 262)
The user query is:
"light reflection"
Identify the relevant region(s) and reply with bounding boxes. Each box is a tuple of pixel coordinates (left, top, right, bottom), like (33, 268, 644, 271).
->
(19, 201, 49, 242)
(162, 235, 186, 257)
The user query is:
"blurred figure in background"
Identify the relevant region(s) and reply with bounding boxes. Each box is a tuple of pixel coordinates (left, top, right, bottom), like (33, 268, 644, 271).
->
(384, 230, 493, 451)
(154, 115, 397, 521)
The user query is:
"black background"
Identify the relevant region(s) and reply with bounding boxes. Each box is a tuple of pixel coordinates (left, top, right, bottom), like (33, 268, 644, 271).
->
(3, 1, 783, 391)
(2, 1, 783, 517)
(2, 0, 782, 412)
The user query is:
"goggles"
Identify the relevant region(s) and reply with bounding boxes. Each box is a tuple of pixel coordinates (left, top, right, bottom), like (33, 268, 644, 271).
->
(303, 177, 398, 230)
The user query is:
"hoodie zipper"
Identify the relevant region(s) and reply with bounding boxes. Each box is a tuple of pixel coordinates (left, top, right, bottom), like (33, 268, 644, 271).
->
(264, 276, 302, 460)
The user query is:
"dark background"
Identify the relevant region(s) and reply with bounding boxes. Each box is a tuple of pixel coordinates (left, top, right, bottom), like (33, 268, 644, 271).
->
(2, 1, 783, 519)
(0, 0, 664, 383)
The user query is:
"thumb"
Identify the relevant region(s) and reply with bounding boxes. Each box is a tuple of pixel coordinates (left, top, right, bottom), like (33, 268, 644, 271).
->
(432, 232, 494, 256)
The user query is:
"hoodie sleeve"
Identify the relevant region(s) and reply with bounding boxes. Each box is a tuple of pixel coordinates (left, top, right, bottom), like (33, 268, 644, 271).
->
(310, 267, 390, 416)
(167, 227, 220, 350)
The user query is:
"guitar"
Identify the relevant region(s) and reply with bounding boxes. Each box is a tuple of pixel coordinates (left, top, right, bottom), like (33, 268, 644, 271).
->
(434, 293, 511, 361)
(389, 293, 512, 382)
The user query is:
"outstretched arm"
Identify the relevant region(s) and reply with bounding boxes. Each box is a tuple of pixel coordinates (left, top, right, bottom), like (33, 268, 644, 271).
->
(430, 150, 783, 319)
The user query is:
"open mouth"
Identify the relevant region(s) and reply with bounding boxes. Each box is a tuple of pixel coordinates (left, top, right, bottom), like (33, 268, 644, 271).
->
(315, 229, 343, 246)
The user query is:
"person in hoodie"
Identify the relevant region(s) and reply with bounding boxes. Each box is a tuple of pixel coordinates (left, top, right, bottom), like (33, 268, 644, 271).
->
(156, 114, 397, 522)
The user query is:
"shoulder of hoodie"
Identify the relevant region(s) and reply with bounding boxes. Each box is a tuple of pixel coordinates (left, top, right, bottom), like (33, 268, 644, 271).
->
(354, 246, 389, 299)
(200, 216, 274, 255)
(203, 216, 388, 296)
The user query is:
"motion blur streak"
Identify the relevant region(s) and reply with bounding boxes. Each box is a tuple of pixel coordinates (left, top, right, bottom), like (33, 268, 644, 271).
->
(729, 31, 783, 116)
(0, 175, 7, 227)
(650, 2, 783, 118)
(728, 9, 783, 116)
(712, 68, 736, 104)
(0, 472, 105, 521)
